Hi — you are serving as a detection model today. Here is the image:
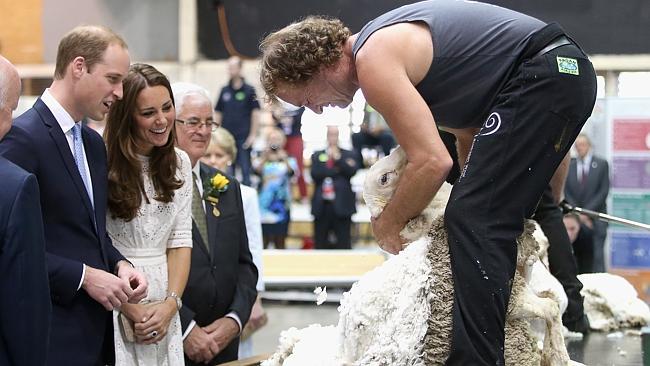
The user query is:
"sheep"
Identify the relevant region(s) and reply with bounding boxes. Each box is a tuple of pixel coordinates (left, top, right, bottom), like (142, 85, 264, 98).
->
(262, 146, 574, 366)
(363, 146, 570, 365)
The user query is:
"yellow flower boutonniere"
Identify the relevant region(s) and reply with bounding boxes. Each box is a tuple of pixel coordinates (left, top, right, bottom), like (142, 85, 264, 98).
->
(203, 173, 229, 217)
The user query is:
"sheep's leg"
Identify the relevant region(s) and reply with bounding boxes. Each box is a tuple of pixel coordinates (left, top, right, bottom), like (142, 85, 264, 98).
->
(523, 255, 536, 284)
(516, 286, 569, 366)
(541, 310, 570, 366)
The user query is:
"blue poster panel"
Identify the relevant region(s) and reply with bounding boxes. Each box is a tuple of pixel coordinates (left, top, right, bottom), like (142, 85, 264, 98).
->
(610, 232, 650, 269)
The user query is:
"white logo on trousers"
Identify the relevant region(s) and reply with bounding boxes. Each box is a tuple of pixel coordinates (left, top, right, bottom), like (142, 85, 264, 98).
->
(478, 112, 501, 136)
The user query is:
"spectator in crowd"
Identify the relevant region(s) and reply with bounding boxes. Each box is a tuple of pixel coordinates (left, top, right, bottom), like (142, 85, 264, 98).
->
(200, 127, 268, 359)
(214, 56, 260, 186)
(351, 103, 395, 167)
(0, 54, 51, 366)
(173, 82, 258, 364)
(104, 63, 193, 364)
(564, 133, 610, 272)
(563, 212, 595, 274)
(0, 26, 148, 366)
(254, 128, 297, 249)
(311, 125, 359, 249)
(273, 106, 307, 202)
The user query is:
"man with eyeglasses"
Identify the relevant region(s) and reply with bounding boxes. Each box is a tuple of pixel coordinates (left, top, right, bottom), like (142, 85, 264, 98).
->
(171, 82, 257, 365)
(174, 118, 220, 131)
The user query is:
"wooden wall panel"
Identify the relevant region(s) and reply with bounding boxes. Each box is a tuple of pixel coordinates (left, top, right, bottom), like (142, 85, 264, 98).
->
(0, 0, 43, 63)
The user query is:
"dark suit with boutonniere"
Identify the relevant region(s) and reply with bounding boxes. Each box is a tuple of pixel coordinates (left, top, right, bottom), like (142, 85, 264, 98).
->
(180, 163, 258, 365)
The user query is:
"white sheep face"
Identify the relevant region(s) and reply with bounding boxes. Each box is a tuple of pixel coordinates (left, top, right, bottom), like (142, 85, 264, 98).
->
(363, 146, 453, 241)
(362, 146, 407, 218)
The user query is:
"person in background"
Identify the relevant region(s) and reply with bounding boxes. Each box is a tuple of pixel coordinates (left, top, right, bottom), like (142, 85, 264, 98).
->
(104, 63, 192, 365)
(0, 26, 148, 366)
(200, 127, 268, 359)
(564, 133, 610, 272)
(0, 54, 51, 366)
(214, 56, 260, 186)
(351, 103, 395, 167)
(273, 106, 307, 202)
(173, 82, 258, 364)
(311, 125, 359, 249)
(563, 212, 595, 274)
(254, 127, 297, 249)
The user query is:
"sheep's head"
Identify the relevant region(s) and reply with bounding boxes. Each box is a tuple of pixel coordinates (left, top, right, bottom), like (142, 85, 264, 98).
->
(362, 146, 407, 218)
(363, 146, 453, 241)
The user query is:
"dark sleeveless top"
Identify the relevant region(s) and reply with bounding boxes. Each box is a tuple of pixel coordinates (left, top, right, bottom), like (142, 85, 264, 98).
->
(352, 0, 546, 129)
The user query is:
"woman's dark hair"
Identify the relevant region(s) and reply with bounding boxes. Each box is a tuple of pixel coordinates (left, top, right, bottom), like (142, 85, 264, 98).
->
(105, 63, 182, 221)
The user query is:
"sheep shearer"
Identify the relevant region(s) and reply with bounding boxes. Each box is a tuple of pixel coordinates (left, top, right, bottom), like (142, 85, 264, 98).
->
(259, 1, 596, 364)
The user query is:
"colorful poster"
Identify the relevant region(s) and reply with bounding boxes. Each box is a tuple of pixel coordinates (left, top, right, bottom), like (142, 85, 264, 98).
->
(612, 157, 650, 189)
(612, 193, 650, 224)
(610, 232, 650, 268)
(613, 119, 650, 152)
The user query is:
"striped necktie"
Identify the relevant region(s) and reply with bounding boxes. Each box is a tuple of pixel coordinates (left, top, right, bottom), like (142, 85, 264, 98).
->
(192, 172, 209, 251)
(72, 123, 93, 207)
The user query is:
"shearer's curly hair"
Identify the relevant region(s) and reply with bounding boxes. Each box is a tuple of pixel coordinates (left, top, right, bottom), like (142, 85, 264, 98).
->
(259, 16, 351, 102)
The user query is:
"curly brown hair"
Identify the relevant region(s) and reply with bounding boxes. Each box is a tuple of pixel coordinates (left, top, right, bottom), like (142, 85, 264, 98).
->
(105, 63, 182, 221)
(259, 16, 351, 102)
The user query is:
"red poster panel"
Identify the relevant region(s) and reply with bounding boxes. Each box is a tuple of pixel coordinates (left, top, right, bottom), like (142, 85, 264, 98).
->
(613, 119, 650, 151)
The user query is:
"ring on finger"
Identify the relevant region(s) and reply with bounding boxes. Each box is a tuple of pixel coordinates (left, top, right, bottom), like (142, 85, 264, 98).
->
(150, 330, 158, 338)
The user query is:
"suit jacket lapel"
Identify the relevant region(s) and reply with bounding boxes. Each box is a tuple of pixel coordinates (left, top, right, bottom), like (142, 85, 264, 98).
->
(36, 100, 96, 224)
(191, 219, 210, 257)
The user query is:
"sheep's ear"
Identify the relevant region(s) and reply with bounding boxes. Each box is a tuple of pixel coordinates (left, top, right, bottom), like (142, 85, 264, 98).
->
(390, 145, 407, 165)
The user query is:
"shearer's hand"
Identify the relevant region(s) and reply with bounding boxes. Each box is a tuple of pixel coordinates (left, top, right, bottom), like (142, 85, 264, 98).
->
(371, 213, 407, 254)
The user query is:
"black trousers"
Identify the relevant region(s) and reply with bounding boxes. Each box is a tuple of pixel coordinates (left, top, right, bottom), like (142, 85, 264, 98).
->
(573, 223, 595, 274)
(591, 220, 608, 272)
(534, 186, 587, 326)
(313, 202, 352, 249)
(444, 43, 596, 365)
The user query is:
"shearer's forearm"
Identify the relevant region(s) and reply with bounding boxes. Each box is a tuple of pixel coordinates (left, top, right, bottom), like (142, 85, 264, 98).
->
(380, 157, 450, 227)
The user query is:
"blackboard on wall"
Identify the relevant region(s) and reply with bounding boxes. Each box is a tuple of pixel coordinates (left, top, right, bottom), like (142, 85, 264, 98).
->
(198, 0, 650, 60)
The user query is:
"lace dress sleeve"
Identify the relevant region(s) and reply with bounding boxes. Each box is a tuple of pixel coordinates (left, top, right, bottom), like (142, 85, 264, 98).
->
(167, 148, 193, 248)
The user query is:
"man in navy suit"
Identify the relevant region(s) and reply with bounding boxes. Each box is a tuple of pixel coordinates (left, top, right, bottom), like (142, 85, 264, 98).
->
(311, 125, 359, 249)
(173, 83, 258, 365)
(565, 133, 610, 272)
(0, 55, 51, 366)
(0, 27, 148, 366)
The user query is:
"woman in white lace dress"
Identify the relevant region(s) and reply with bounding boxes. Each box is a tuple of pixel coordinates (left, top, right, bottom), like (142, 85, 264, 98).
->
(104, 63, 192, 365)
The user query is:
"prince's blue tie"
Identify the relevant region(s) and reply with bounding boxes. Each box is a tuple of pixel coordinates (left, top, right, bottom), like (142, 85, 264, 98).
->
(72, 123, 93, 207)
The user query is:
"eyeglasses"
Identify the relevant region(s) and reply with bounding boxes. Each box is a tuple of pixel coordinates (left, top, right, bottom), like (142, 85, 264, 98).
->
(175, 118, 221, 131)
